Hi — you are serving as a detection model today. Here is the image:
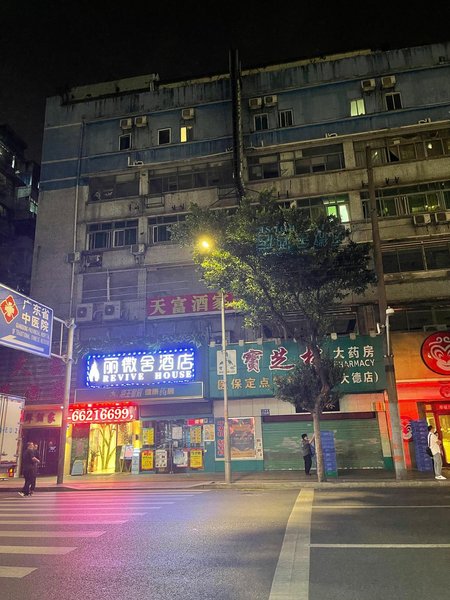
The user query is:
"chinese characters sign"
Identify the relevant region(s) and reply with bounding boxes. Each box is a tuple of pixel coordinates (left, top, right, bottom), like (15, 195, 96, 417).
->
(209, 337, 386, 398)
(86, 347, 196, 388)
(147, 292, 233, 318)
(0, 284, 53, 358)
(68, 403, 138, 424)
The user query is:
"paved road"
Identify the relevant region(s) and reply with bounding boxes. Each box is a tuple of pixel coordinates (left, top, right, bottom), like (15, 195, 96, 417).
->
(0, 487, 448, 599)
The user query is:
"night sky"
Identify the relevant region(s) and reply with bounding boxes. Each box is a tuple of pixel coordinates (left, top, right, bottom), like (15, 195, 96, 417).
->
(1, 1, 449, 163)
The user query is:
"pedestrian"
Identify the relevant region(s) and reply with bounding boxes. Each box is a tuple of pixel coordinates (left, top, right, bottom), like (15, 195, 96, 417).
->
(18, 441, 40, 497)
(428, 425, 446, 480)
(301, 433, 315, 476)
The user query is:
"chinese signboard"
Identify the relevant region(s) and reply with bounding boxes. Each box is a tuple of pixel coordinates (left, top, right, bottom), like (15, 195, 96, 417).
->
(209, 337, 386, 399)
(23, 408, 61, 428)
(147, 292, 233, 318)
(85, 347, 196, 388)
(0, 284, 53, 358)
(76, 381, 204, 402)
(68, 403, 138, 424)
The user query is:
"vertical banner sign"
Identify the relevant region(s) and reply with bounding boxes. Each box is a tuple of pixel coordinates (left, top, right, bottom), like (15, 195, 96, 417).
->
(189, 449, 203, 469)
(141, 450, 154, 471)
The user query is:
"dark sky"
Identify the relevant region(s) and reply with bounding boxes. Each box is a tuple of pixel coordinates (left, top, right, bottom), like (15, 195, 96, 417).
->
(1, 0, 449, 163)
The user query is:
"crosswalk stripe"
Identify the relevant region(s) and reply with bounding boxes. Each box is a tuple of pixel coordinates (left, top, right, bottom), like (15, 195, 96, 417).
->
(0, 531, 105, 538)
(0, 519, 127, 524)
(0, 566, 36, 578)
(0, 545, 76, 554)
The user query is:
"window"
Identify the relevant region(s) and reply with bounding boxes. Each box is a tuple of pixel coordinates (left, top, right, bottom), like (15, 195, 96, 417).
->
(87, 220, 138, 250)
(180, 126, 193, 143)
(148, 215, 186, 244)
(119, 134, 132, 151)
(89, 174, 139, 202)
(254, 114, 269, 131)
(158, 128, 171, 145)
(350, 98, 365, 116)
(147, 160, 234, 196)
(382, 243, 450, 273)
(291, 194, 350, 222)
(278, 110, 293, 128)
(385, 92, 402, 111)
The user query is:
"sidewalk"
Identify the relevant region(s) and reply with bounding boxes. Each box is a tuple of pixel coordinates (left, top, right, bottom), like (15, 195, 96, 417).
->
(1, 467, 449, 492)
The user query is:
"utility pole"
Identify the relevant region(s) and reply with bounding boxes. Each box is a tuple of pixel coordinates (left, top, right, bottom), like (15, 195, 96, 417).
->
(366, 145, 407, 480)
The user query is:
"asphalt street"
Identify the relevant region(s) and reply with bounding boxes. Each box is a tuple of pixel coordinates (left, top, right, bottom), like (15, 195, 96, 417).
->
(0, 487, 448, 599)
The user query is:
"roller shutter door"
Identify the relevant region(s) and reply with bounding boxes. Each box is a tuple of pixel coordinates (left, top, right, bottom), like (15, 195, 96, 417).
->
(263, 417, 384, 470)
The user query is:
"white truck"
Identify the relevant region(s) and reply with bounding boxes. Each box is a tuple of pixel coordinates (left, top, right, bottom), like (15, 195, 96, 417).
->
(0, 394, 24, 478)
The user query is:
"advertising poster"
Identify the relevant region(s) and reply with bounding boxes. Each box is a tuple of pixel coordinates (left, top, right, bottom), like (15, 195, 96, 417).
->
(155, 449, 168, 468)
(190, 425, 202, 445)
(190, 449, 203, 469)
(142, 427, 154, 446)
(215, 417, 256, 459)
(173, 448, 189, 467)
(141, 449, 154, 471)
(172, 425, 183, 440)
(203, 423, 215, 442)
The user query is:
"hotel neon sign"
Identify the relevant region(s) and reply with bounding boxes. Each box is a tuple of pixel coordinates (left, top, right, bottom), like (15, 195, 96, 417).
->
(85, 347, 196, 388)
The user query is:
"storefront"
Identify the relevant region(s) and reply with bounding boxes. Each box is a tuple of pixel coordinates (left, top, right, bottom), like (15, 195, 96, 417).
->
(21, 406, 62, 475)
(394, 330, 450, 467)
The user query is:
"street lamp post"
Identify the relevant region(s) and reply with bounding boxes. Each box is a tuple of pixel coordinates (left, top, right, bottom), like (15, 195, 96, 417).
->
(220, 291, 232, 484)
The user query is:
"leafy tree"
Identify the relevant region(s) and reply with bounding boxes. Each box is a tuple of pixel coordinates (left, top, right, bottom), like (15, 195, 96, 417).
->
(173, 192, 376, 481)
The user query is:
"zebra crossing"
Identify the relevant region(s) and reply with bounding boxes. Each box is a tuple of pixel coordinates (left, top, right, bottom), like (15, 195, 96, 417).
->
(0, 489, 206, 579)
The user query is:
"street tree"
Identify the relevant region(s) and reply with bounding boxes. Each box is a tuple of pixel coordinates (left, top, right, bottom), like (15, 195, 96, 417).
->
(172, 192, 376, 481)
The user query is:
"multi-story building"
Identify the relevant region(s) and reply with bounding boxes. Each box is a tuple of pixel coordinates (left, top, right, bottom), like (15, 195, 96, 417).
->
(14, 41, 450, 477)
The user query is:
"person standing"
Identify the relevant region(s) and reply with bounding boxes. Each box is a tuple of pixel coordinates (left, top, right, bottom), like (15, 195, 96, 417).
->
(428, 425, 446, 480)
(301, 433, 315, 476)
(18, 441, 40, 497)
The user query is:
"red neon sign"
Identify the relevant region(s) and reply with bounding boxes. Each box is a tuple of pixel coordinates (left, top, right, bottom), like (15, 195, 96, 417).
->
(421, 332, 450, 376)
(68, 402, 138, 424)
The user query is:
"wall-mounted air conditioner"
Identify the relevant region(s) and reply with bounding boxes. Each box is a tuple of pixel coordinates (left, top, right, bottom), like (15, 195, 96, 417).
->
(85, 253, 103, 268)
(248, 97, 262, 109)
(65, 252, 81, 264)
(418, 117, 432, 124)
(412, 214, 432, 226)
(135, 116, 148, 127)
(103, 301, 121, 321)
(120, 118, 133, 130)
(381, 75, 396, 89)
(434, 211, 450, 223)
(264, 95, 278, 107)
(361, 78, 376, 92)
(181, 108, 195, 120)
(130, 243, 146, 255)
(325, 132, 338, 138)
(76, 303, 94, 322)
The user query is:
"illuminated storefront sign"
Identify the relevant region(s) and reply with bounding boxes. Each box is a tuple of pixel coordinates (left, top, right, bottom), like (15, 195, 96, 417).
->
(147, 292, 233, 318)
(85, 347, 196, 388)
(421, 331, 450, 376)
(68, 402, 138, 424)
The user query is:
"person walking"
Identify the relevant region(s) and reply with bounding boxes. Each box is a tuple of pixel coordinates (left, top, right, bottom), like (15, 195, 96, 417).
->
(428, 425, 446, 480)
(301, 433, 315, 476)
(18, 441, 40, 496)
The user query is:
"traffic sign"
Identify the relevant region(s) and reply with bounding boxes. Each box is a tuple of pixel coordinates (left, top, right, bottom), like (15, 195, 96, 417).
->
(0, 284, 53, 358)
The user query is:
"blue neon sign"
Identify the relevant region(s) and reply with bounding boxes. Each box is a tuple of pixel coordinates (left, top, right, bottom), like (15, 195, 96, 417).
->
(86, 347, 196, 388)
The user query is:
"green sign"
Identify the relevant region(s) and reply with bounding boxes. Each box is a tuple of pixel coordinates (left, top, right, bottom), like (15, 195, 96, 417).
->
(209, 336, 386, 399)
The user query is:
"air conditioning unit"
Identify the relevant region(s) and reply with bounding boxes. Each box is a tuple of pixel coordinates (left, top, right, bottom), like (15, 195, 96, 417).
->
(65, 252, 81, 264)
(85, 253, 103, 268)
(412, 213, 432, 226)
(325, 132, 338, 138)
(135, 116, 148, 127)
(434, 211, 450, 223)
(264, 95, 278, 107)
(103, 301, 121, 321)
(381, 75, 396, 89)
(361, 78, 376, 92)
(120, 118, 133, 130)
(181, 108, 195, 120)
(248, 97, 262, 110)
(130, 243, 146, 255)
(76, 303, 94, 323)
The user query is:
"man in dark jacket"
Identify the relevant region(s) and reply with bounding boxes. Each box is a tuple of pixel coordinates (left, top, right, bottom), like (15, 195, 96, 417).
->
(18, 441, 40, 497)
(301, 433, 315, 476)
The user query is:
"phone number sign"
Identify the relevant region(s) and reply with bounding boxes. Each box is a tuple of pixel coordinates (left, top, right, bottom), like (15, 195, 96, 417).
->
(0, 284, 53, 358)
(68, 403, 138, 424)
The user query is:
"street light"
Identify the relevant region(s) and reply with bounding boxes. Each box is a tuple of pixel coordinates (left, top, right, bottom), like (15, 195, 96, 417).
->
(197, 237, 232, 484)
